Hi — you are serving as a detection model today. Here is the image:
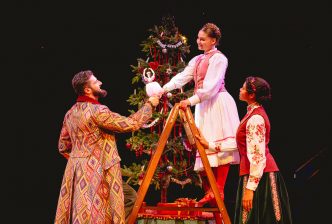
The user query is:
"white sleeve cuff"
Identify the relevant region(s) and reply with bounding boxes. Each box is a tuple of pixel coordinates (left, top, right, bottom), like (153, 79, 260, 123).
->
(208, 142, 216, 151)
(246, 178, 259, 191)
(163, 83, 176, 92)
(188, 94, 201, 106)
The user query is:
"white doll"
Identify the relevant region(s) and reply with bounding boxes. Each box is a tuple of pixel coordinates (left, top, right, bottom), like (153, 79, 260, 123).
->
(143, 67, 164, 97)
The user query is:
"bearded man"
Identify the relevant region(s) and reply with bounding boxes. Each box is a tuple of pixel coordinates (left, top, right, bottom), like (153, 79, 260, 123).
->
(55, 70, 159, 224)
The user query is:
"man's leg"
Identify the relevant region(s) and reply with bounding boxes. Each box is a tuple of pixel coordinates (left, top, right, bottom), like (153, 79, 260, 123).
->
(123, 180, 137, 224)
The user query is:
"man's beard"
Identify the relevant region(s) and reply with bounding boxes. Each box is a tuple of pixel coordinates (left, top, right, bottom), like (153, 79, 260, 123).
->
(93, 89, 108, 98)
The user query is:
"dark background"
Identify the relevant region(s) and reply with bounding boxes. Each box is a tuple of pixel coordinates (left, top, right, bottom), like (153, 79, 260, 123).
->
(6, 1, 331, 223)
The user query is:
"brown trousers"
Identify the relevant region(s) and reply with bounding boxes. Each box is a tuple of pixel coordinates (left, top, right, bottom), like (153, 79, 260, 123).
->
(123, 181, 137, 224)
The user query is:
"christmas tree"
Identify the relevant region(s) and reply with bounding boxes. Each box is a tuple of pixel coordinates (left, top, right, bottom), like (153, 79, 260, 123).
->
(121, 15, 202, 203)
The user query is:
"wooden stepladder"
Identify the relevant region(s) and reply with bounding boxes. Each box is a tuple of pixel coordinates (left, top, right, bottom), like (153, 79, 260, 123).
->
(128, 103, 231, 224)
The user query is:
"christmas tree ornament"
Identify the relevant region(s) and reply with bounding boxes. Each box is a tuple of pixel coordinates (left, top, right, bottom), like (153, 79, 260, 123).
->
(143, 68, 164, 97)
(166, 165, 173, 172)
(166, 68, 173, 75)
(180, 35, 188, 44)
(145, 82, 164, 97)
(142, 108, 163, 128)
(171, 177, 192, 188)
(142, 67, 155, 83)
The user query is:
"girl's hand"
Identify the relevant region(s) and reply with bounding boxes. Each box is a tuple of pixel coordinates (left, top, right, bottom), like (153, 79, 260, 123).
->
(179, 99, 190, 110)
(195, 133, 209, 149)
(242, 188, 254, 211)
(194, 129, 209, 149)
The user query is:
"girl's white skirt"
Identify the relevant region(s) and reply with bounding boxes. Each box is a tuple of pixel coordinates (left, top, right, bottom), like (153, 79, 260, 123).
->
(194, 91, 240, 171)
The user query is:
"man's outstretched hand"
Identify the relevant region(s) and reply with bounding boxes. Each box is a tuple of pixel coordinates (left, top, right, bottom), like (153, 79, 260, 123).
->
(148, 96, 160, 107)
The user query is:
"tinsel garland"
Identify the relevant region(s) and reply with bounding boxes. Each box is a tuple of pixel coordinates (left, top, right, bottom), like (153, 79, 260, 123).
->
(156, 39, 183, 49)
(142, 108, 163, 128)
(137, 213, 200, 220)
(171, 177, 192, 188)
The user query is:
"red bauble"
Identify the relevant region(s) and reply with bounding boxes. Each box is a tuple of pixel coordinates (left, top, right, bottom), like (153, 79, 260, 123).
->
(148, 61, 159, 70)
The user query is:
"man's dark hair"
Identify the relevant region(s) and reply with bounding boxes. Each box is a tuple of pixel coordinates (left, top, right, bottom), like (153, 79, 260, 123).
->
(72, 70, 93, 95)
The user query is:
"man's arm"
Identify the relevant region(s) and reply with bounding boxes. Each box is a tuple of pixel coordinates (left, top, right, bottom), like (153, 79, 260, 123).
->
(95, 97, 158, 133)
(58, 119, 72, 159)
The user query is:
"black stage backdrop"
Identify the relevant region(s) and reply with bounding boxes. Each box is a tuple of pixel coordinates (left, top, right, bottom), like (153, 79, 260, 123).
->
(6, 1, 331, 223)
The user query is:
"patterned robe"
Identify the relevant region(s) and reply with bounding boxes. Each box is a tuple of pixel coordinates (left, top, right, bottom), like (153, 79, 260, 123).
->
(55, 99, 153, 224)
